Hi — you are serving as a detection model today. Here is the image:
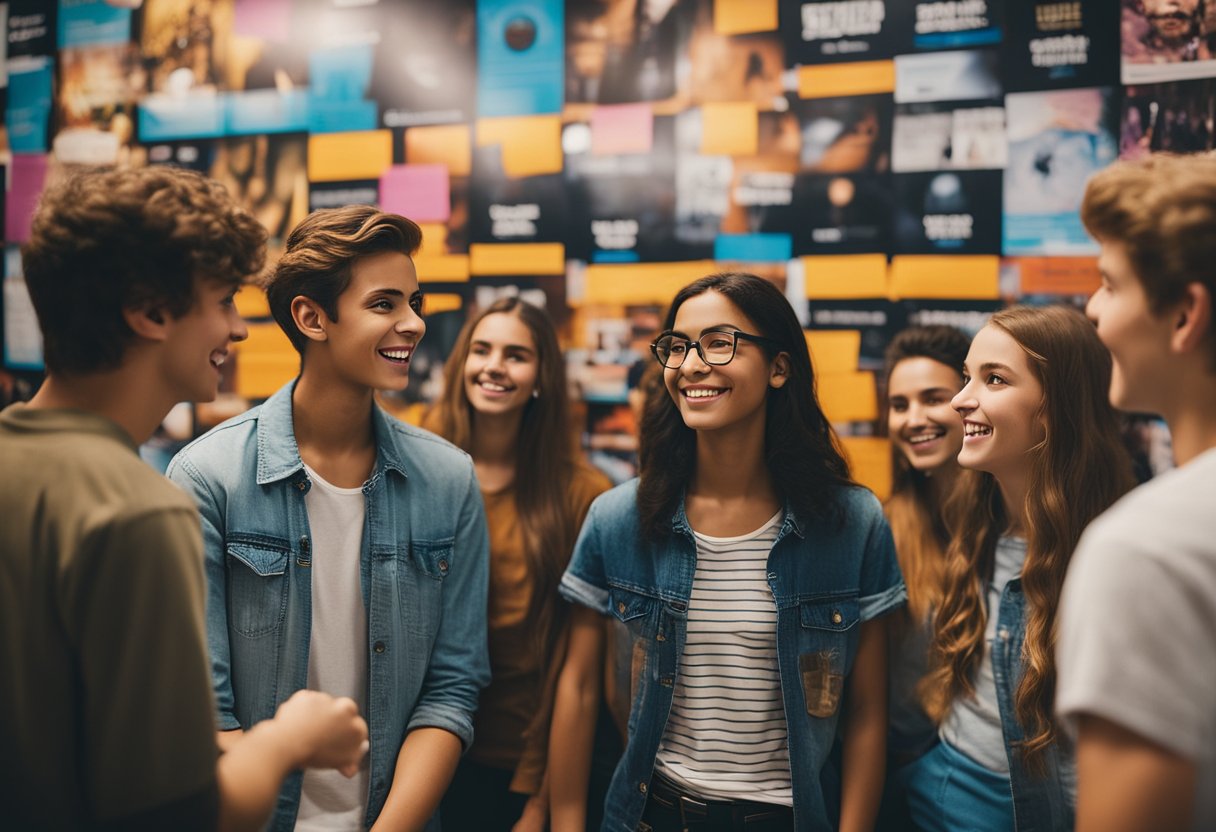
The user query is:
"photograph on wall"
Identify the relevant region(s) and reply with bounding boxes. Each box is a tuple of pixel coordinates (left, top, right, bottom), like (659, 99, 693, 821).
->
(1120, 78, 1216, 157)
(893, 169, 1003, 255)
(687, 1, 786, 108)
(564, 116, 681, 261)
(894, 48, 1002, 104)
(1004, 0, 1119, 91)
(566, 0, 696, 105)
(1003, 87, 1118, 255)
(210, 133, 308, 252)
(369, 0, 475, 127)
(724, 109, 801, 235)
(780, 0, 913, 64)
(909, 0, 1004, 50)
(892, 102, 1007, 172)
(54, 43, 143, 165)
(57, 0, 132, 49)
(794, 93, 892, 174)
(1122, 0, 1216, 82)
(137, 0, 233, 140)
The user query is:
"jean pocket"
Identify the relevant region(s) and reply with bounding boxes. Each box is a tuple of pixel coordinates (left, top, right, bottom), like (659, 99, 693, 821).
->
(226, 540, 290, 638)
(798, 595, 858, 718)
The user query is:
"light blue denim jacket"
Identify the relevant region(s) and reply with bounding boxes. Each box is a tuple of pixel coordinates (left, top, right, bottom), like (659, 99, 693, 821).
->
(559, 480, 906, 831)
(992, 578, 1076, 832)
(166, 381, 490, 831)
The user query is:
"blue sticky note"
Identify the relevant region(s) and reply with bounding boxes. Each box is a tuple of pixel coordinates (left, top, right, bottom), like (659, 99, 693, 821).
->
(477, 0, 564, 116)
(714, 233, 793, 263)
(58, 0, 132, 48)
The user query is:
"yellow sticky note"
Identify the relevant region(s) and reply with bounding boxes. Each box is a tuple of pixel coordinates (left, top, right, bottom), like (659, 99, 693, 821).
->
(803, 255, 888, 299)
(840, 436, 892, 501)
(817, 371, 878, 423)
(308, 131, 393, 182)
(405, 125, 472, 177)
(805, 330, 861, 374)
(232, 323, 298, 399)
(714, 0, 778, 34)
(234, 284, 270, 319)
(476, 115, 563, 178)
(469, 243, 565, 276)
(798, 61, 896, 99)
(424, 293, 463, 314)
(583, 261, 718, 305)
(888, 255, 1000, 300)
(701, 102, 759, 156)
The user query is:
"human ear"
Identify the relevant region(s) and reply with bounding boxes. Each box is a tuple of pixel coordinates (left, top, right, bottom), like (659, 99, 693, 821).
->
(1170, 282, 1212, 356)
(291, 296, 329, 344)
(122, 304, 171, 341)
(769, 352, 791, 389)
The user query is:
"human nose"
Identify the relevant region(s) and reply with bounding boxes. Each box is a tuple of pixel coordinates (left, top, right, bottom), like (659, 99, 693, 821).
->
(1084, 288, 1103, 325)
(952, 382, 976, 415)
(395, 306, 425, 339)
(680, 340, 711, 373)
(905, 402, 928, 427)
(229, 306, 248, 343)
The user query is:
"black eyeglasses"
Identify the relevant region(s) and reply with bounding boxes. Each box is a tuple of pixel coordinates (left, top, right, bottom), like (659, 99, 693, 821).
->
(650, 329, 783, 369)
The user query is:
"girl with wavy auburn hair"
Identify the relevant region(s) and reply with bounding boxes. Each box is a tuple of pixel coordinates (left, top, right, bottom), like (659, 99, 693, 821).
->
(425, 297, 611, 831)
(905, 304, 1135, 832)
(550, 272, 905, 831)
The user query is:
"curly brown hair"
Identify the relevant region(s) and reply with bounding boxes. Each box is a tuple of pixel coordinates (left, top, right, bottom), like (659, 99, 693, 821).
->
(265, 205, 423, 354)
(22, 165, 266, 375)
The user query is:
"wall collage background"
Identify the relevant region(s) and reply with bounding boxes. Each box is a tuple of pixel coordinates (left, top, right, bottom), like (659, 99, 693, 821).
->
(0, 0, 1208, 491)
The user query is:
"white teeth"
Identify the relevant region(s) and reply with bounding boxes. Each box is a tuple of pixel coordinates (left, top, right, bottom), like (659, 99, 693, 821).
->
(210, 353, 226, 368)
(380, 349, 411, 360)
(685, 388, 724, 399)
(479, 381, 509, 392)
(964, 424, 992, 437)
(908, 432, 943, 444)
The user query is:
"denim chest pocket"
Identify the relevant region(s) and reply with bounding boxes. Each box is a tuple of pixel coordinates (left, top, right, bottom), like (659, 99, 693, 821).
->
(383, 538, 452, 636)
(797, 595, 859, 718)
(608, 585, 660, 710)
(226, 539, 290, 638)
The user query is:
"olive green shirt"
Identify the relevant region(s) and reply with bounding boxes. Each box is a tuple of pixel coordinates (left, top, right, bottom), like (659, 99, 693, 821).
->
(0, 405, 217, 828)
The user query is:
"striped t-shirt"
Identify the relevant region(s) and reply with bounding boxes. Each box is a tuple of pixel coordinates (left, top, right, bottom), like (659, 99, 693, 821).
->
(655, 510, 793, 806)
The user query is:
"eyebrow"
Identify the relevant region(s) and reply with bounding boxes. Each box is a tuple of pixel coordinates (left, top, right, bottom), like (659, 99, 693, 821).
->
(471, 339, 536, 356)
(669, 323, 744, 338)
(365, 288, 406, 299)
(966, 361, 1016, 376)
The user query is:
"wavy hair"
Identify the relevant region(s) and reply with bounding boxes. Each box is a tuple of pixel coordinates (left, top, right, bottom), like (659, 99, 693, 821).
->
(637, 272, 852, 540)
(424, 297, 584, 672)
(883, 325, 971, 621)
(921, 305, 1135, 771)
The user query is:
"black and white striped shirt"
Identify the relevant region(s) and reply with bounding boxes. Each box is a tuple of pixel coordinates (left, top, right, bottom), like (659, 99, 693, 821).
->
(655, 511, 793, 806)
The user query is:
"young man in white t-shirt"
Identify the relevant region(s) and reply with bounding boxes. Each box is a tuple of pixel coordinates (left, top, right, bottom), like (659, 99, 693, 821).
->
(1057, 153, 1216, 832)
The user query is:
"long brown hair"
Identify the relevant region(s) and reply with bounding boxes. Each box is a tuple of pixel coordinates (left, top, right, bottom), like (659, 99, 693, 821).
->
(883, 325, 971, 621)
(921, 305, 1135, 771)
(637, 272, 852, 541)
(424, 297, 583, 669)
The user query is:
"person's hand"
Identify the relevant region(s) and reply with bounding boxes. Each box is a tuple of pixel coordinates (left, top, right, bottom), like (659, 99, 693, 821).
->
(511, 795, 547, 832)
(272, 690, 369, 777)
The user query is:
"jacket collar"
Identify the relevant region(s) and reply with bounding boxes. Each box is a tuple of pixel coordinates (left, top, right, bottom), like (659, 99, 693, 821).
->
(254, 379, 409, 486)
(669, 493, 806, 540)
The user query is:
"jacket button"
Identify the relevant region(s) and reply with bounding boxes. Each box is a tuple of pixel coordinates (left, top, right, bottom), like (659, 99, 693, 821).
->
(656, 632, 666, 642)
(638, 782, 648, 795)
(373, 641, 386, 654)
(438, 559, 448, 573)
(831, 610, 843, 625)
(617, 601, 626, 614)
(296, 481, 307, 491)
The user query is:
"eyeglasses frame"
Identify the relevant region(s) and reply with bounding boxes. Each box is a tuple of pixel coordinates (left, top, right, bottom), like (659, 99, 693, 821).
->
(649, 328, 785, 370)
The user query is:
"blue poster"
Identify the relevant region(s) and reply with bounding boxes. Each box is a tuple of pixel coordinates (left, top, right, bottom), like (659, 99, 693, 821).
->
(6, 57, 53, 153)
(477, 0, 564, 116)
(309, 44, 377, 134)
(58, 0, 131, 49)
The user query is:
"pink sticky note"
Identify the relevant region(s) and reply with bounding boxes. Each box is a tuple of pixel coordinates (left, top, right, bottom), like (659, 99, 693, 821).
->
(234, 0, 292, 41)
(379, 164, 451, 223)
(6, 154, 49, 244)
(591, 104, 654, 156)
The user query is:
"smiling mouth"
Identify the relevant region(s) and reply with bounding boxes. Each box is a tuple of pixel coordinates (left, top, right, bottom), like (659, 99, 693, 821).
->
(210, 351, 227, 370)
(683, 387, 726, 400)
(964, 423, 992, 438)
(906, 430, 946, 446)
(476, 380, 515, 393)
(378, 348, 412, 364)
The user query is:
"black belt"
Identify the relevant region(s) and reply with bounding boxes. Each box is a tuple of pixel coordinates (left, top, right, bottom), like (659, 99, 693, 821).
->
(639, 771, 794, 831)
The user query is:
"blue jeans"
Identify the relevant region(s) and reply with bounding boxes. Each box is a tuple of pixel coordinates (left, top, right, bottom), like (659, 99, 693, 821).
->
(904, 739, 1015, 832)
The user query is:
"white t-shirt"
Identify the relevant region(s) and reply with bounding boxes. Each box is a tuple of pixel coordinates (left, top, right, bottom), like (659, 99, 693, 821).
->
(656, 511, 793, 806)
(295, 465, 370, 831)
(1057, 448, 1216, 832)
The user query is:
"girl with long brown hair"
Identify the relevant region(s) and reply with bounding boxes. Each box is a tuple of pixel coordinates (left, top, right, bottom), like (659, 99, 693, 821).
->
(426, 297, 610, 831)
(879, 325, 970, 824)
(904, 305, 1135, 832)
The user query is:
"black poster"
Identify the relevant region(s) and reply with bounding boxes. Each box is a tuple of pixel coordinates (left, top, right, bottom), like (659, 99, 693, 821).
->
(892, 169, 1003, 255)
(469, 145, 569, 244)
(8, 0, 55, 59)
(780, 0, 913, 65)
(371, 0, 476, 127)
(1003, 0, 1120, 92)
(909, 0, 1004, 51)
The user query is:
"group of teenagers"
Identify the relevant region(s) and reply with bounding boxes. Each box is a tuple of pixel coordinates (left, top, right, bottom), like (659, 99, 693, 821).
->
(1, 152, 1213, 832)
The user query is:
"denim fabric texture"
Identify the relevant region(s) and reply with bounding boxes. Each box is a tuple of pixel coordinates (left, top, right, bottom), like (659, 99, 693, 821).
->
(559, 480, 906, 831)
(167, 381, 490, 831)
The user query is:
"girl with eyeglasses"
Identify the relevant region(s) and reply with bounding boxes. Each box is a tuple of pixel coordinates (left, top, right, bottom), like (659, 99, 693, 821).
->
(548, 272, 905, 831)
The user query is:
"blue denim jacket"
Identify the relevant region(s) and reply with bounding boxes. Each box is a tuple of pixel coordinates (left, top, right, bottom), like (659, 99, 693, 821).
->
(992, 578, 1076, 832)
(559, 480, 905, 831)
(166, 381, 490, 831)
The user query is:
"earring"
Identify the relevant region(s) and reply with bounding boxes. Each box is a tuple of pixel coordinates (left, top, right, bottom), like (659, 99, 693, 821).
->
(531, 389, 540, 399)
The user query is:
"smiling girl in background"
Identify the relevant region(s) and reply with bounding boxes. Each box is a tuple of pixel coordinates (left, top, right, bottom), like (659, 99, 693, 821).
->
(905, 305, 1135, 832)
(549, 272, 904, 831)
(426, 297, 611, 832)
(879, 325, 971, 827)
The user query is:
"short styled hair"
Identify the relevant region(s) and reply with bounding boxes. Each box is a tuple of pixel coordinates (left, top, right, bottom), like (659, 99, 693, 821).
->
(1082, 154, 1216, 366)
(265, 205, 423, 354)
(22, 165, 266, 375)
